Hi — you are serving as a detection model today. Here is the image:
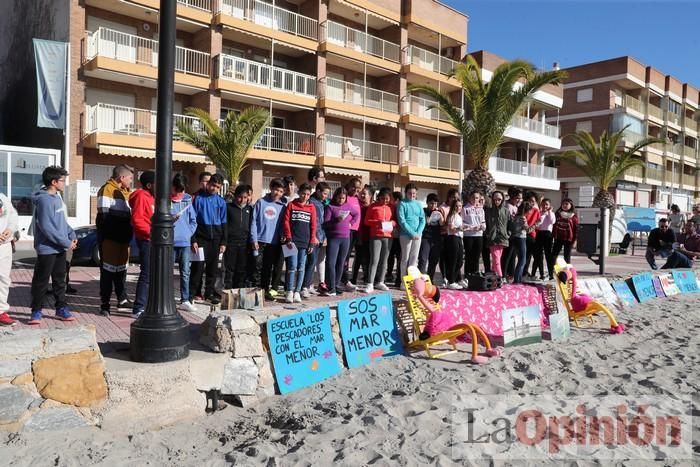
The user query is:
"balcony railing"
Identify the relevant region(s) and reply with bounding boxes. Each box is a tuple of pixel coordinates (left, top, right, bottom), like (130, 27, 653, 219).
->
(684, 146, 697, 159)
(178, 0, 211, 11)
(85, 27, 210, 77)
(623, 95, 644, 114)
(509, 115, 560, 138)
(624, 165, 644, 178)
(323, 21, 400, 63)
(648, 104, 663, 120)
(669, 143, 684, 157)
(682, 173, 696, 186)
(620, 131, 646, 146)
(84, 103, 200, 137)
(645, 166, 664, 181)
(404, 95, 453, 123)
(219, 0, 318, 40)
(666, 111, 682, 126)
(405, 147, 460, 172)
(685, 118, 698, 133)
(219, 54, 316, 97)
(255, 127, 315, 155)
(321, 77, 398, 113)
(405, 45, 458, 76)
(323, 135, 398, 164)
(489, 157, 558, 179)
(648, 141, 665, 152)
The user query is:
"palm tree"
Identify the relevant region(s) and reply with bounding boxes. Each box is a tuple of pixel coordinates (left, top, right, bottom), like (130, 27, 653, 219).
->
(547, 126, 662, 209)
(175, 106, 270, 187)
(409, 56, 566, 196)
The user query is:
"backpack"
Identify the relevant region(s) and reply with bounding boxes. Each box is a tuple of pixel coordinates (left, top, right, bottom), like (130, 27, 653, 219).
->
(553, 216, 572, 240)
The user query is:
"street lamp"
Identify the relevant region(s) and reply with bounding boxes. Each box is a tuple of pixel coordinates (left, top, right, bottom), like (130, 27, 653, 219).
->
(130, 0, 190, 362)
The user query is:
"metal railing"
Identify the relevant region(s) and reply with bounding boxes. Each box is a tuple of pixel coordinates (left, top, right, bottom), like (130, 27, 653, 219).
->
(85, 27, 210, 77)
(405, 45, 458, 76)
(648, 104, 663, 120)
(404, 95, 453, 123)
(489, 157, 558, 179)
(623, 94, 644, 113)
(321, 77, 398, 113)
(323, 20, 400, 63)
(219, 0, 318, 40)
(219, 54, 316, 97)
(178, 0, 212, 11)
(405, 147, 460, 172)
(322, 134, 398, 164)
(84, 103, 200, 136)
(509, 115, 560, 138)
(645, 166, 665, 181)
(254, 127, 315, 155)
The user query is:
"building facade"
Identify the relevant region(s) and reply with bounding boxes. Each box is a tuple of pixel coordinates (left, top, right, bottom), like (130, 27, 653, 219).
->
(549, 56, 699, 210)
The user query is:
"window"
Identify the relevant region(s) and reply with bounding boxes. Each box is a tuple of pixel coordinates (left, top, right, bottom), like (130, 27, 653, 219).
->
(576, 121, 592, 133)
(667, 99, 681, 115)
(576, 88, 593, 102)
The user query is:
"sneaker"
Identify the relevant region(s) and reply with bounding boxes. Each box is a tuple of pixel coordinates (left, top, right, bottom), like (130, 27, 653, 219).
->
(180, 301, 197, 313)
(293, 292, 302, 303)
(117, 299, 132, 311)
(344, 281, 357, 291)
(364, 284, 374, 294)
(318, 282, 329, 294)
(56, 308, 75, 322)
(133, 311, 143, 319)
(265, 290, 277, 301)
(300, 288, 310, 299)
(448, 282, 463, 290)
(193, 295, 204, 302)
(66, 285, 78, 295)
(376, 283, 389, 291)
(28, 310, 43, 325)
(324, 290, 337, 297)
(459, 279, 469, 289)
(207, 296, 221, 305)
(100, 303, 111, 317)
(307, 285, 318, 295)
(268, 289, 279, 298)
(442, 279, 449, 288)
(285, 292, 294, 303)
(0, 312, 16, 326)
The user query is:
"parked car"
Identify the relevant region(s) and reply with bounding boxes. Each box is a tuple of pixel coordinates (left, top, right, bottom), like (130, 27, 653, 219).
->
(73, 225, 139, 265)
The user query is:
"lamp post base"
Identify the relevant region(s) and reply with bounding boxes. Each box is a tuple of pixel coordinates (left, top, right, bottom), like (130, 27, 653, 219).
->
(130, 314, 190, 363)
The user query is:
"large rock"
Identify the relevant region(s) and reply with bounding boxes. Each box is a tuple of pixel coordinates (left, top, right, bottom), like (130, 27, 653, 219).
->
(221, 358, 258, 395)
(232, 334, 265, 358)
(199, 311, 260, 353)
(0, 384, 35, 425)
(0, 359, 32, 379)
(32, 350, 107, 407)
(0, 331, 43, 358)
(22, 407, 89, 432)
(44, 327, 98, 357)
(253, 356, 276, 396)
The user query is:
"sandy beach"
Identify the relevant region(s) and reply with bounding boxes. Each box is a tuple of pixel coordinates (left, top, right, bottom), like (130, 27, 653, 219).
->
(2, 286, 698, 466)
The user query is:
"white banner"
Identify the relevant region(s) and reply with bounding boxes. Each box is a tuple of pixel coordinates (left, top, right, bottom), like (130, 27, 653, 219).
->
(33, 39, 68, 129)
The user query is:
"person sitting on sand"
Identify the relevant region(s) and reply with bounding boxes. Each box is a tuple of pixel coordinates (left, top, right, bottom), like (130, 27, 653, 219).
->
(646, 218, 675, 270)
(669, 220, 700, 267)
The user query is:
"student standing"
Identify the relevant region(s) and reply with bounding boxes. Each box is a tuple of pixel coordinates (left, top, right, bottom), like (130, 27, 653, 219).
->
(484, 191, 510, 278)
(303, 182, 330, 297)
(385, 191, 403, 287)
(351, 186, 373, 286)
(397, 183, 425, 283)
(340, 177, 362, 291)
(28, 167, 77, 324)
(439, 189, 460, 285)
(444, 199, 465, 290)
(532, 198, 555, 280)
(510, 201, 533, 284)
(250, 178, 286, 300)
(462, 191, 486, 275)
(501, 187, 523, 280)
(668, 204, 685, 236)
(282, 183, 317, 303)
(364, 188, 396, 293)
(0, 192, 18, 326)
(171, 174, 197, 312)
(190, 173, 228, 305)
(523, 192, 541, 278)
(323, 187, 359, 296)
(224, 185, 252, 290)
(129, 171, 155, 317)
(551, 198, 579, 266)
(418, 193, 444, 282)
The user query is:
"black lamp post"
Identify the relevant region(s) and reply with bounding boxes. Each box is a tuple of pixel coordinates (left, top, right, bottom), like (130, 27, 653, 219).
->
(130, 0, 190, 362)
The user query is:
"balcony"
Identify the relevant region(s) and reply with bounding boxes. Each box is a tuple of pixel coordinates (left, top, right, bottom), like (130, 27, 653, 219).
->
(83, 27, 210, 93)
(406, 147, 460, 172)
(647, 141, 665, 153)
(82, 103, 206, 161)
(488, 157, 559, 191)
(685, 118, 698, 135)
(321, 21, 401, 71)
(319, 77, 398, 121)
(648, 104, 663, 121)
(620, 130, 646, 146)
(668, 143, 684, 158)
(403, 45, 460, 89)
(645, 166, 664, 182)
(666, 111, 682, 127)
(400, 95, 458, 134)
(85, 0, 212, 27)
(178, 0, 211, 11)
(248, 127, 316, 164)
(684, 146, 697, 159)
(216, 0, 318, 50)
(623, 95, 644, 114)
(504, 115, 561, 149)
(682, 173, 696, 187)
(622, 165, 644, 180)
(215, 54, 316, 106)
(320, 135, 399, 170)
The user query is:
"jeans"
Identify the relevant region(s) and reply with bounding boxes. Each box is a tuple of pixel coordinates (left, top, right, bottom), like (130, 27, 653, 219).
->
(444, 236, 463, 284)
(133, 239, 151, 313)
(386, 237, 401, 282)
(418, 236, 442, 281)
(399, 236, 422, 280)
(285, 246, 308, 293)
(512, 237, 527, 283)
(258, 243, 283, 292)
(189, 237, 223, 299)
(524, 235, 537, 276)
(368, 238, 390, 285)
(326, 237, 351, 293)
(532, 230, 554, 278)
(660, 251, 692, 269)
(303, 244, 323, 289)
(462, 236, 483, 275)
(351, 240, 370, 284)
(31, 251, 67, 311)
(173, 246, 191, 303)
(552, 239, 573, 265)
(340, 230, 357, 284)
(645, 247, 672, 269)
(489, 245, 505, 277)
(501, 238, 519, 278)
(224, 244, 248, 289)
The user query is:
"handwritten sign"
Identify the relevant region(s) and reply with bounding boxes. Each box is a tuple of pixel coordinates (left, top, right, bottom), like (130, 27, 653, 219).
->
(267, 307, 342, 394)
(337, 293, 403, 368)
(652, 277, 666, 298)
(502, 304, 542, 347)
(631, 272, 655, 303)
(612, 281, 638, 307)
(659, 274, 681, 296)
(672, 270, 699, 294)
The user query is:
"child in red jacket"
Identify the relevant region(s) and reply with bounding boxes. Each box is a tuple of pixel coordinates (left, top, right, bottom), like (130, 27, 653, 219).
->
(129, 171, 155, 317)
(364, 187, 396, 293)
(281, 183, 317, 303)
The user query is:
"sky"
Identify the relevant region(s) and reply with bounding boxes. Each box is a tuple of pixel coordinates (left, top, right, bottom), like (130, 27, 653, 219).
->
(444, 0, 700, 86)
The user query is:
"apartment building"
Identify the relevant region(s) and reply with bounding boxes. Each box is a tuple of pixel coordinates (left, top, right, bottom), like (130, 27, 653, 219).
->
(550, 56, 699, 210)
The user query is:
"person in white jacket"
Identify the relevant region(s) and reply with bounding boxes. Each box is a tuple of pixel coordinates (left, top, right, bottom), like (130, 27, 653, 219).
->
(0, 193, 18, 326)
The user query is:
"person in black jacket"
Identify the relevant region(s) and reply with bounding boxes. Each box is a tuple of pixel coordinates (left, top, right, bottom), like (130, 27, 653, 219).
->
(645, 218, 675, 270)
(224, 185, 252, 289)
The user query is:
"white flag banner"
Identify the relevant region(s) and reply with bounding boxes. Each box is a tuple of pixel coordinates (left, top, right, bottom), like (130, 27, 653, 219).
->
(33, 38, 68, 129)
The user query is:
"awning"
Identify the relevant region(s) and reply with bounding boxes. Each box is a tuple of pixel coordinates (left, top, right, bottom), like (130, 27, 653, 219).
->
(646, 152, 664, 165)
(325, 108, 398, 128)
(98, 145, 208, 164)
(324, 166, 369, 178)
(409, 174, 459, 185)
(336, 0, 400, 26)
(263, 161, 313, 169)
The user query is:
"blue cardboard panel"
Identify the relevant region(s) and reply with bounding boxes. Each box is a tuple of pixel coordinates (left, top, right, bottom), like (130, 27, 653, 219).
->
(671, 270, 699, 294)
(612, 281, 639, 307)
(631, 272, 655, 303)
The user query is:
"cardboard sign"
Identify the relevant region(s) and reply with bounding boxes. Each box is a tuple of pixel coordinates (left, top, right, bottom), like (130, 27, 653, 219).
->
(671, 270, 699, 294)
(221, 288, 264, 310)
(548, 311, 571, 342)
(658, 274, 681, 296)
(337, 293, 404, 368)
(631, 272, 656, 303)
(612, 281, 638, 307)
(267, 307, 342, 394)
(502, 304, 542, 347)
(652, 277, 666, 298)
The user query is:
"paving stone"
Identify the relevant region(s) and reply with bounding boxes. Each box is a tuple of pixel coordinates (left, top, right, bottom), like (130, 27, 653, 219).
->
(0, 331, 43, 358)
(232, 334, 265, 358)
(0, 384, 35, 425)
(32, 350, 108, 407)
(221, 358, 258, 395)
(44, 326, 98, 357)
(22, 407, 89, 432)
(0, 359, 32, 379)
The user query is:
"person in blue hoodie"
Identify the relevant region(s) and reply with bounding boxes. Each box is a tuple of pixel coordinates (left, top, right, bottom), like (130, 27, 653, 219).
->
(250, 178, 285, 300)
(28, 166, 77, 324)
(397, 183, 426, 285)
(171, 174, 197, 313)
(190, 173, 228, 305)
